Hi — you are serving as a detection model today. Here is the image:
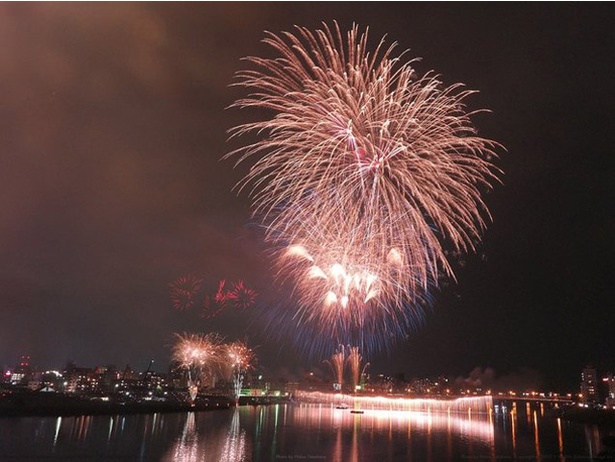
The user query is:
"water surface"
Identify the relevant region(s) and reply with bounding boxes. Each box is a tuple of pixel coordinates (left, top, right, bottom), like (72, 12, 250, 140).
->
(0, 401, 612, 461)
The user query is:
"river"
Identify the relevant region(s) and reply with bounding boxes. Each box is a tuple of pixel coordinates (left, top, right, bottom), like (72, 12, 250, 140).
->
(0, 400, 612, 461)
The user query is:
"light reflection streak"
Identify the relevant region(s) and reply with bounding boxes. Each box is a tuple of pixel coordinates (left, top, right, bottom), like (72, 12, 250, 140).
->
(510, 407, 517, 455)
(220, 409, 246, 462)
(293, 400, 494, 462)
(53, 416, 61, 447)
(408, 415, 413, 458)
(168, 412, 198, 462)
(488, 408, 495, 459)
(351, 413, 359, 462)
(585, 425, 602, 459)
(74, 415, 91, 441)
(25, 400, 596, 460)
(107, 416, 113, 444)
(163, 410, 249, 462)
(270, 405, 279, 462)
(296, 392, 493, 414)
(447, 408, 452, 460)
(298, 403, 494, 443)
(139, 414, 150, 460)
(426, 408, 433, 461)
(332, 424, 342, 462)
(557, 418, 564, 462)
(533, 410, 541, 460)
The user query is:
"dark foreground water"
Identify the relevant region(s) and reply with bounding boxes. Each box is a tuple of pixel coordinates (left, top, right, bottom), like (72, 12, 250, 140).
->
(0, 401, 613, 461)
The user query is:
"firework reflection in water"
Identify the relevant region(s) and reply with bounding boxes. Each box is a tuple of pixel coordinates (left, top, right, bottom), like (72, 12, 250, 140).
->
(164, 411, 249, 462)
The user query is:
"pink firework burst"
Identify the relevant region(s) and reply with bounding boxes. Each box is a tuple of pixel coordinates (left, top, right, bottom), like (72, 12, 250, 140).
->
(225, 22, 503, 353)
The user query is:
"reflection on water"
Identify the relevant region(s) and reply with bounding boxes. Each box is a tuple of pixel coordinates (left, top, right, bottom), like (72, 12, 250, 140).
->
(1, 400, 613, 461)
(167, 412, 198, 462)
(164, 410, 249, 462)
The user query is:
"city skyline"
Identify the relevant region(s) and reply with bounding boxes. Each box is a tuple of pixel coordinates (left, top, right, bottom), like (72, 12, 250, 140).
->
(0, 4, 613, 392)
(4, 352, 614, 403)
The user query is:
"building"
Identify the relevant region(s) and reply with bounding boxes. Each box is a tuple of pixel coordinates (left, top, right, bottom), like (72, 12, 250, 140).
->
(604, 373, 615, 408)
(580, 366, 599, 405)
(9, 355, 33, 386)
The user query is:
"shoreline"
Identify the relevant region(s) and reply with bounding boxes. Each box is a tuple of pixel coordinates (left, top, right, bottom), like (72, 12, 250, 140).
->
(0, 393, 231, 418)
(0, 391, 293, 418)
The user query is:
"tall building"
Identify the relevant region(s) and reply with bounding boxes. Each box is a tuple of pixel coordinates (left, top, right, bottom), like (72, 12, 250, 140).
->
(604, 373, 615, 408)
(10, 354, 33, 385)
(580, 366, 598, 405)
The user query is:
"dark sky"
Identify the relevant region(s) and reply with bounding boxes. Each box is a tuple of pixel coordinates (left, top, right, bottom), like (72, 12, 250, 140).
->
(0, 3, 613, 391)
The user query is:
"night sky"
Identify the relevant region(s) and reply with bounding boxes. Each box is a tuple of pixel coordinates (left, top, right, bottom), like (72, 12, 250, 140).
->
(1, 4, 613, 391)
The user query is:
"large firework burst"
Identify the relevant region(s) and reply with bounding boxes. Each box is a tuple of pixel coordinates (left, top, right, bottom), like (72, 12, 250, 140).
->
(228, 22, 501, 352)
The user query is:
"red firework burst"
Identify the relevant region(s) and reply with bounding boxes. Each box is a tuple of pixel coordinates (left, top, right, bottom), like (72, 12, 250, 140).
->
(227, 280, 258, 310)
(169, 274, 204, 311)
(200, 279, 258, 318)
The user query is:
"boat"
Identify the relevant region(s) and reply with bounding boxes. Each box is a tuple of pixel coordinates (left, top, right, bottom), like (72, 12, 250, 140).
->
(335, 403, 349, 410)
(350, 410, 364, 414)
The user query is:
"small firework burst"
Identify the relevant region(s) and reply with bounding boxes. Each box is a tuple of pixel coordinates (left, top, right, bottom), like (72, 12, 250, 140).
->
(323, 345, 346, 387)
(227, 280, 258, 310)
(200, 279, 258, 318)
(224, 340, 255, 376)
(169, 274, 204, 311)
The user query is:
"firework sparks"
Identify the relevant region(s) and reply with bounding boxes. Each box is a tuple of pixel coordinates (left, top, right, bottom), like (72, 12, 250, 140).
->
(224, 341, 256, 402)
(227, 22, 501, 353)
(227, 280, 258, 310)
(172, 333, 258, 402)
(201, 279, 258, 319)
(323, 345, 346, 389)
(224, 341, 255, 376)
(267, 217, 433, 353)
(172, 332, 224, 396)
(168, 276, 258, 318)
(215, 280, 230, 305)
(346, 346, 369, 391)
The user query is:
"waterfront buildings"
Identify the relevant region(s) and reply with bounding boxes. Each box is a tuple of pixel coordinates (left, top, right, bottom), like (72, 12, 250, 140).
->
(580, 366, 599, 405)
(604, 373, 615, 408)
